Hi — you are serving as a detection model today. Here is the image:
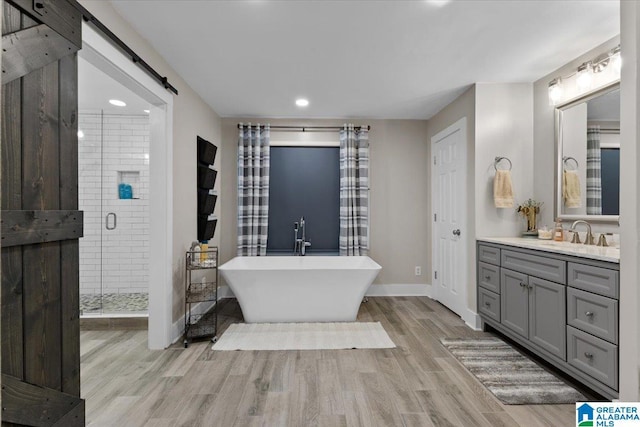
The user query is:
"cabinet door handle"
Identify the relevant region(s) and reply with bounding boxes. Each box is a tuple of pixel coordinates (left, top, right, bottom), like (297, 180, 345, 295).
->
(484, 301, 491, 307)
(527, 284, 533, 290)
(584, 352, 594, 359)
(585, 311, 594, 317)
(485, 275, 491, 281)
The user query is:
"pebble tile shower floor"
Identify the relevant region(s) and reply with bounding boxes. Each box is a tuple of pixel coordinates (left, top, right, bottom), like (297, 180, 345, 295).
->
(80, 292, 148, 314)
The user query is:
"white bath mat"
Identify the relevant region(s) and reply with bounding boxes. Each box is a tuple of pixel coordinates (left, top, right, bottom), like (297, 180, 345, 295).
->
(212, 321, 396, 351)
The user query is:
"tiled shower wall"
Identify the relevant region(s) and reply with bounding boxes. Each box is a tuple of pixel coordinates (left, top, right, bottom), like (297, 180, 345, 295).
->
(78, 112, 150, 296)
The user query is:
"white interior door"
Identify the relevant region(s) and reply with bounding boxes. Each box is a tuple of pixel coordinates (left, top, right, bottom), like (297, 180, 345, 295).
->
(432, 118, 467, 317)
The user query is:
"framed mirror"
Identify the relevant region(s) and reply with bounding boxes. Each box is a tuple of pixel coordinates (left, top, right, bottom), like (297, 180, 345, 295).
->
(555, 81, 620, 223)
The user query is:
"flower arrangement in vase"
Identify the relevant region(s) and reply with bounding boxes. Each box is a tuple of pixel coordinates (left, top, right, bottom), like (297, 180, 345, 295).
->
(516, 198, 543, 235)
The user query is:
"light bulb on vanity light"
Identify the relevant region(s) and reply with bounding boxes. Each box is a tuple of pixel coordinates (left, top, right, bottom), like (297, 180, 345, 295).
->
(295, 98, 309, 107)
(548, 78, 563, 105)
(576, 62, 593, 91)
(611, 46, 622, 74)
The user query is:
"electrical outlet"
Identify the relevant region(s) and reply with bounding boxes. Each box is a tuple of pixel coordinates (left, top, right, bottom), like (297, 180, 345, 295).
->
(415, 266, 422, 276)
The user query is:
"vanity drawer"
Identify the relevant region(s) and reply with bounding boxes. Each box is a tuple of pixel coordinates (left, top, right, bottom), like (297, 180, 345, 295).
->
(478, 244, 501, 266)
(501, 249, 566, 284)
(567, 326, 618, 390)
(567, 287, 618, 344)
(478, 262, 500, 294)
(478, 288, 500, 322)
(568, 262, 618, 299)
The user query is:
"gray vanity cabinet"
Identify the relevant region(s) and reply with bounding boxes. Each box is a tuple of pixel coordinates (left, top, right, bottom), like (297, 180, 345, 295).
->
(500, 268, 566, 359)
(477, 241, 620, 399)
(500, 269, 528, 338)
(528, 276, 566, 359)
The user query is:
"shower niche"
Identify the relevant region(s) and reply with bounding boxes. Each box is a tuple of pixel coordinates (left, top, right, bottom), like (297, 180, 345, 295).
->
(197, 136, 218, 241)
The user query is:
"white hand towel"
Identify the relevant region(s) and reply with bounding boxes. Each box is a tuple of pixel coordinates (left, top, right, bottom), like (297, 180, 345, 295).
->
(494, 170, 514, 208)
(563, 170, 582, 208)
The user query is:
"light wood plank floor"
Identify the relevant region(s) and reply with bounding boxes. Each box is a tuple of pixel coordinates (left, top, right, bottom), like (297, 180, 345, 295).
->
(81, 297, 583, 426)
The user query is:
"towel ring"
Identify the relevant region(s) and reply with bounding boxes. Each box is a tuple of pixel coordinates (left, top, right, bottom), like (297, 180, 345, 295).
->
(563, 156, 579, 171)
(494, 156, 512, 171)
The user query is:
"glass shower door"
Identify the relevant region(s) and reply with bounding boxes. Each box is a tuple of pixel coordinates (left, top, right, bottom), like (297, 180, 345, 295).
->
(78, 111, 104, 315)
(78, 111, 150, 315)
(99, 113, 150, 314)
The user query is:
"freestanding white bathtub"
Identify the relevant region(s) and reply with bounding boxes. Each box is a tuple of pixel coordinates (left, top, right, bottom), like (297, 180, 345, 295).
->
(218, 256, 382, 323)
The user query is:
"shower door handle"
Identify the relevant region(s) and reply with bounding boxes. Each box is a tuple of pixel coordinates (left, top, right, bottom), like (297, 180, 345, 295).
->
(106, 212, 117, 230)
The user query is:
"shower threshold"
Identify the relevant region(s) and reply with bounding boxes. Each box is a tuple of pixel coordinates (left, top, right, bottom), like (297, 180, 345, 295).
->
(80, 292, 148, 316)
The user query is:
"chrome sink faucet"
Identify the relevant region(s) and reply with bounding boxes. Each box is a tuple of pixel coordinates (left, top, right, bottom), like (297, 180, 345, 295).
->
(570, 220, 596, 245)
(294, 216, 312, 256)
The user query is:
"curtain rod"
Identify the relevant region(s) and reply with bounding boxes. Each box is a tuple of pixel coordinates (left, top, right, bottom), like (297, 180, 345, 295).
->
(73, 3, 179, 95)
(236, 124, 371, 132)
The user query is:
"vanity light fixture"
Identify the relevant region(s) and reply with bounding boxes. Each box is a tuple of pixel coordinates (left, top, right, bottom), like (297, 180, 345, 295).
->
(548, 78, 563, 106)
(576, 62, 593, 91)
(77, 130, 85, 139)
(547, 44, 620, 105)
(109, 99, 127, 107)
(295, 98, 309, 107)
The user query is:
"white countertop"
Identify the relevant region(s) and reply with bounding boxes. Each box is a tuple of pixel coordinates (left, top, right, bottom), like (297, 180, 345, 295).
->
(477, 237, 620, 264)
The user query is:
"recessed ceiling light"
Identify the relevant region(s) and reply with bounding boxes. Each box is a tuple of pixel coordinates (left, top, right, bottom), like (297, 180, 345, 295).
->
(77, 130, 85, 139)
(109, 99, 126, 107)
(426, 0, 450, 6)
(144, 109, 150, 114)
(295, 98, 309, 107)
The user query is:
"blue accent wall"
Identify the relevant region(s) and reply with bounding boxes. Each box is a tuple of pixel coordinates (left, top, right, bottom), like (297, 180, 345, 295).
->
(267, 146, 339, 253)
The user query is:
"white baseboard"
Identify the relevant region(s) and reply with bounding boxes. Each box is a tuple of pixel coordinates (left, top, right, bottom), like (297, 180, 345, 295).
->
(365, 283, 431, 297)
(218, 285, 235, 299)
(170, 300, 216, 345)
(169, 287, 237, 345)
(463, 309, 482, 330)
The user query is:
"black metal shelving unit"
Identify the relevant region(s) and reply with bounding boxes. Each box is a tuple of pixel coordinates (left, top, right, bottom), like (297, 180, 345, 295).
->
(184, 247, 218, 348)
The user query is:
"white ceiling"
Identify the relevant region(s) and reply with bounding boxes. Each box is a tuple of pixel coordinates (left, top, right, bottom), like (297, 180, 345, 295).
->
(109, 0, 619, 120)
(79, 56, 151, 115)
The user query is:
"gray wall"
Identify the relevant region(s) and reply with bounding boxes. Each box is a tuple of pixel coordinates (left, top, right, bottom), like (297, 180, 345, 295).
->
(619, 0, 640, 401)
(475, 83, 534, 238)
(221, 118, 430, 288)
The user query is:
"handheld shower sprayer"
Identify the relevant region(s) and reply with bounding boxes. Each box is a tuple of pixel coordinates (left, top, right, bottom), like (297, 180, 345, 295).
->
(293, 222, 300, 254)
(293, 217, 312, 255)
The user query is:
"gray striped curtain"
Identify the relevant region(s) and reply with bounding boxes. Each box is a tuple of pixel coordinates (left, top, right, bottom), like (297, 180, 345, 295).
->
(237, 123, 270, 256)
(340, 124, 369, 256)
(586, 127, 602, 215)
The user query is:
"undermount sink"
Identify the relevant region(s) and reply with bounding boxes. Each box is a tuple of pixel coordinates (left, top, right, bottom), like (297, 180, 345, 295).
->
(538, 240, 572, 247)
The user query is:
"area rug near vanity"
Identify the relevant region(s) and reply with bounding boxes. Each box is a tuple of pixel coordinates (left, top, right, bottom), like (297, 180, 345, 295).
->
(441, 337, 587, 405)
(212, 322, 396, 351)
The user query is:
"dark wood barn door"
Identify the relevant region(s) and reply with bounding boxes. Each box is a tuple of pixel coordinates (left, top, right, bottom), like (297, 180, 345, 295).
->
(1, 0, 84, 425)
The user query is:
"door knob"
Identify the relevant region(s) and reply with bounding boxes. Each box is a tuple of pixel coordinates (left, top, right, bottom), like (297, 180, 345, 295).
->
(452, 229, 461, 236)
